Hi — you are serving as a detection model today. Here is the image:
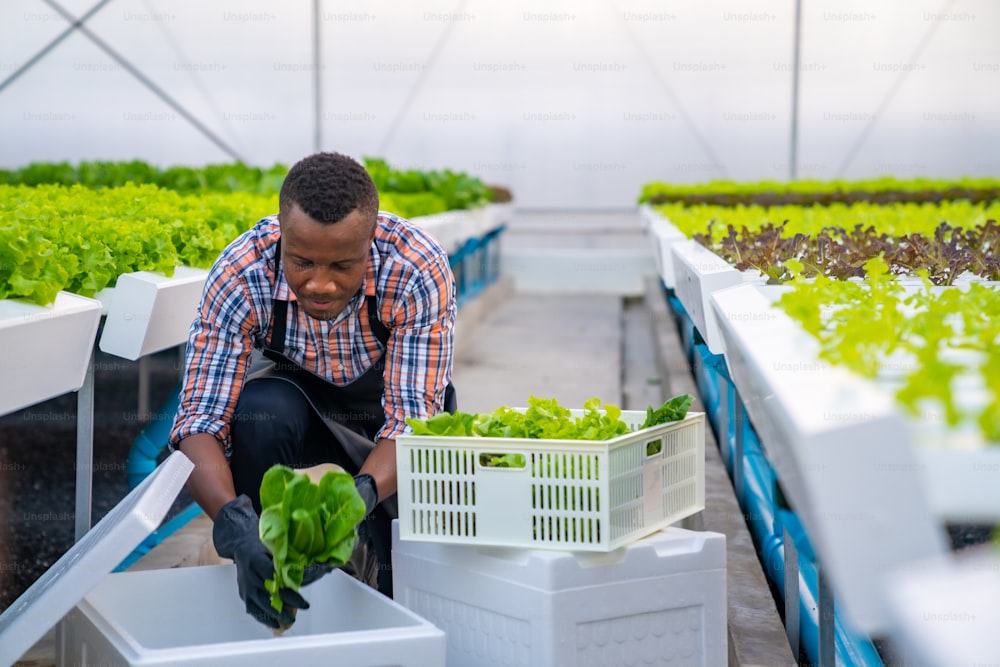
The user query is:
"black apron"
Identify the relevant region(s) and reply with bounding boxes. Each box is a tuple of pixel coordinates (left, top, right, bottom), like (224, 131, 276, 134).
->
(244, 239, 456, 596)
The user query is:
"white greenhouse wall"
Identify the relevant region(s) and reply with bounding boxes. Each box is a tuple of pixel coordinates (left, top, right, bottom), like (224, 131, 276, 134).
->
(1, 0, 998, 208)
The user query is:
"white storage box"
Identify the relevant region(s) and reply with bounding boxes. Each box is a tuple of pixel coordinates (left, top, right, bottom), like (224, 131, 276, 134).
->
(98, 266, 208, 360)
(670, 240, 743, 356)
(0, 291, 102, 416)
(640, 204, 688, 289)
(0, 451, 195, 666)
(0, 451, 444, 667)
(710, 284, 949, 633)
(391, 520, 728, 667)
(884, 547, 1000, 666)
(396, 411, 705, 552)
(58, 565, 445, 667)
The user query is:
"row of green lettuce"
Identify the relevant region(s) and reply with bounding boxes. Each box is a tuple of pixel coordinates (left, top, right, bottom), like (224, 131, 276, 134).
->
(655, 200, 1000, 285)
(0, 158, 495, 212)
(644, 179, 1000, 444)
(1, 184, 275, 305)
(777, 257, 1000, 444)
(639, 176, 1000, 206)
(0, 160, 500, 305)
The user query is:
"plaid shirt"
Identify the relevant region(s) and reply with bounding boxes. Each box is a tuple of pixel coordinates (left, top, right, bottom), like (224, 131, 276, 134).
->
(168, 212, 456, 457)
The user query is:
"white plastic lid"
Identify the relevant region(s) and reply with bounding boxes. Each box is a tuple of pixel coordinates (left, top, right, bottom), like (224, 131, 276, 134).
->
(0, 450, 194, 666)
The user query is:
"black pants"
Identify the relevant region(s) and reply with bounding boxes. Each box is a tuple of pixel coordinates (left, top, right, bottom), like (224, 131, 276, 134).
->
(228, 378, 393, 596)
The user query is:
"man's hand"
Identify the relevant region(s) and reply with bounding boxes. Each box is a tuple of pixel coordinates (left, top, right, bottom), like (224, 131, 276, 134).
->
(212, 495, 311, 629)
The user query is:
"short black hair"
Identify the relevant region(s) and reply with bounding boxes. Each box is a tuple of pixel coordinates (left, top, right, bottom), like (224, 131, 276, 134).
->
(279, 152, 379, 225)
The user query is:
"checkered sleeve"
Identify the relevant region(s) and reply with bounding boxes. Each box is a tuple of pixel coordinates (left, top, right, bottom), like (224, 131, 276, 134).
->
(377, 241, 457, 441)
(168, 258, 259, 456)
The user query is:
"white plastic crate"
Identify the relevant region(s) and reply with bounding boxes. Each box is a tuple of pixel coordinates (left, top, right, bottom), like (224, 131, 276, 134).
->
(391, 520, 728, 667)
(57, 565, 445, 667)
(396, 411, 705, 552)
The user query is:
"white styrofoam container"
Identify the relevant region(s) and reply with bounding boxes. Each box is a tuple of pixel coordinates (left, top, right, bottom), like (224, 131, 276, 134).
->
(484, 202, 514, 233)
(409, 209, 480, 256)
(0, 451, 195, 666)
(0, 291, 102, 417)
(99, 266, 208, 360)
(0, 450, 446, 667)
(670, 240, 743, 356)
(392, 520, 728, 667)
(710, 283, 947, 634)
(58, 565, 445, 667)
(884, 547, 1000, 667)
(396, 411, 705, 552)
(640, 205, 688, 289)
(500, 247, 655, 297)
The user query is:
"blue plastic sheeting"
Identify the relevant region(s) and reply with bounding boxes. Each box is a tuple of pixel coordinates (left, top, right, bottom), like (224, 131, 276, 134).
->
(452, 236, 480, 306)
(667, 295, 699, 369)
(125, 383, 181, 492)
(663, 282, 883, 667)
(113, 501, 203, 572)
(117, 382, 192, 571)
(692, 343, 731, 438)
(736, 415, 884, 667)
(454, 224, 506, 307)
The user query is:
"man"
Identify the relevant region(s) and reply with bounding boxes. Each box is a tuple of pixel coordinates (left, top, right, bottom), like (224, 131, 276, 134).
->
(168, 152, 456, 629)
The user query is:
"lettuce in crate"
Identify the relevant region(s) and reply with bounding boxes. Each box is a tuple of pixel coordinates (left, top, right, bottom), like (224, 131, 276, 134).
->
(405, 394, 695, 466)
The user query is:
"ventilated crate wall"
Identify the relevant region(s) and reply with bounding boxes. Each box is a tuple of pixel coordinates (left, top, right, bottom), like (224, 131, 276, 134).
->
(662, 427, 703, 519)
(609, 442, 644, 543)
(407, 447, 478, 538)
(531, 451, 603, 546)
(397, 412, 706, 552)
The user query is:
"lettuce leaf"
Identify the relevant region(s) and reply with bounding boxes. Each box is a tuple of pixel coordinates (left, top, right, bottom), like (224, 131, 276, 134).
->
(405, 394, 694, 445)
(641, 394, 695, 429)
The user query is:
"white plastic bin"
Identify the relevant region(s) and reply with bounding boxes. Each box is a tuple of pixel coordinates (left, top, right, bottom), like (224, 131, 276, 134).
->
(0, 451, 445, 667)
(885, 547, 1000, 667)
(392, 520, 727, 667)
(0, 291, 102, 416)
(670, 240, 743, 356)
(99, 266, 208, 360)
(57, 565, 445, 667)
(396, 411, 706, 552)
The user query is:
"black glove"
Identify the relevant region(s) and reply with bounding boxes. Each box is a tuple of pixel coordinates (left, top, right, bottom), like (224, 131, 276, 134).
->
(292, 475, 379, 586)
(354, 473, 379, 516)
(301, 562, 333, 586)
(213, 494, 311, 629)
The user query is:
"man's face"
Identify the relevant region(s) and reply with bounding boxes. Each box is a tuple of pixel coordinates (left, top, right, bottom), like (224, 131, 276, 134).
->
(278, 203, 376, 321)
